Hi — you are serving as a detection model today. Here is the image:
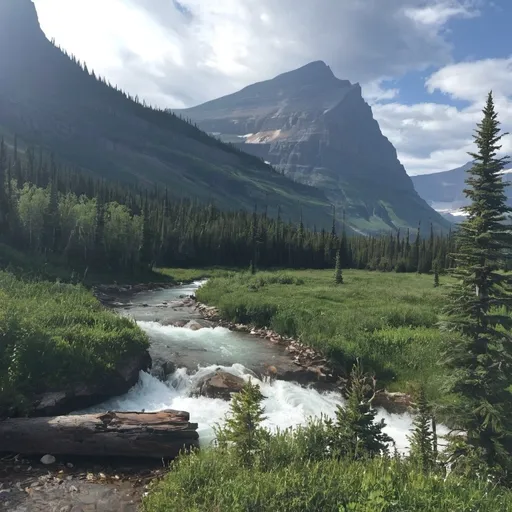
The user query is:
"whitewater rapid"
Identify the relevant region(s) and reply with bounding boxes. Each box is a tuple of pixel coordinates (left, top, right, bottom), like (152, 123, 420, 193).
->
(88, 360, 430, 452)
(86, 281, 447, 453)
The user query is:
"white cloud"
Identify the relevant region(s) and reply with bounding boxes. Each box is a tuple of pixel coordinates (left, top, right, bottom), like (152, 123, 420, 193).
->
(426, 57, 512, 101)
(33, 0, 507, 176)
(373, 57, 512, 175)
(405, 0, 478, 25)
(33, 0, 477, 108)
(362, 80, 399, 104)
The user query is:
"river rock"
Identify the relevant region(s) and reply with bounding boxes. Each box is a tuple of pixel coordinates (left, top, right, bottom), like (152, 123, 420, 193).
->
(151, 358, 176, 380)
(373, 391, 413, 414)
(31, 351, 152, 417)
(184, 320, 204, 331)
(196, 370, 245, 400)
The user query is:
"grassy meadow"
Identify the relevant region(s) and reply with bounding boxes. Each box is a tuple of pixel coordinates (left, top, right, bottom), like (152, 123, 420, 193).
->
(196, 269, 455, 400)
(156, 266, 236, 283)
(0, 270, 149, 415)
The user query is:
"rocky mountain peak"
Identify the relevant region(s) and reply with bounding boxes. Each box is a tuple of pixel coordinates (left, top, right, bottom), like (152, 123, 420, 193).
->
(272, 60, 340, 86)
(177, 63, 450, 233)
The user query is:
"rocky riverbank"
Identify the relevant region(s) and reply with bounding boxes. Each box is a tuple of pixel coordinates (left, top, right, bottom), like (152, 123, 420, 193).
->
(93, 281, 413, 412)
(193, 301, 413, 413)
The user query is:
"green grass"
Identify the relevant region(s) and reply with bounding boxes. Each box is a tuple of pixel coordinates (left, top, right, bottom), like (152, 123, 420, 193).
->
(0, 270, 149, 415)
(156, 267, 237, 283)
(196, 269, 455, 400)
(143, 427, 512, 512)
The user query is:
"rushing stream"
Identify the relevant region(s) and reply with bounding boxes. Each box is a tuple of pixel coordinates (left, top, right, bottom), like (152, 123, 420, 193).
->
(87, 280, 446, 452)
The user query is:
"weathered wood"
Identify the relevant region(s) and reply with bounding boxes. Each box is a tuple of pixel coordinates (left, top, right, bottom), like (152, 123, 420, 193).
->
(0, 410, 199, 459)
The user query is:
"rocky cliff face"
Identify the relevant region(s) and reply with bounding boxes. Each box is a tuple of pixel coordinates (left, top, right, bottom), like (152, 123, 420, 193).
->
(178, 61, 450, 233)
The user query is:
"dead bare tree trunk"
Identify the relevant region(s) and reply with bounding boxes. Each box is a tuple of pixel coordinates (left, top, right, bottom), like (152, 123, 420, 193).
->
(0, 410, 199, 459)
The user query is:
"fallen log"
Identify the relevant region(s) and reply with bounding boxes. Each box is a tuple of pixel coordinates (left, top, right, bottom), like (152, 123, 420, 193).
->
(0, 409, 199, 459)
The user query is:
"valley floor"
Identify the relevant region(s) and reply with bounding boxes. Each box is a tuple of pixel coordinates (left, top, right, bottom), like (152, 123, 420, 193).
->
(3, 265, 512, 511)
(194, 268, 451, 402)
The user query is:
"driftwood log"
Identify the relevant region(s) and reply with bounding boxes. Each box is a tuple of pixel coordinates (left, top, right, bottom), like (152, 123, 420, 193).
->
(0, 410, 199, 459)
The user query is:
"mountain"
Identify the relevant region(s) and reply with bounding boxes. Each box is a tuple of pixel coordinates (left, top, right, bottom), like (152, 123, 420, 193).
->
(176, 61, 450, 234)
(412, 162, 512, 218)
(0, 0, 332, 228)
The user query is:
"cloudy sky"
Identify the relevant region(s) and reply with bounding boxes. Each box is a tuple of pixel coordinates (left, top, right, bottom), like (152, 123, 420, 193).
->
(32, 0, 512, 175)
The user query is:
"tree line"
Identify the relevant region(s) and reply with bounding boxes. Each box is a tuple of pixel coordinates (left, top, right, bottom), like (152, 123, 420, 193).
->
(0, 139, 458, 277)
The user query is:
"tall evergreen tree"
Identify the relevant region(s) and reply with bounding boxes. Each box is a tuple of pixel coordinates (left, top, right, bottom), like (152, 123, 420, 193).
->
(0, 138, 7, 234)
(140, 196, 153, 270)
(433, 261, 440, 288)
(94, 195, 106, 258)
(334, 250, 343, 284)
(441, 92, 512, 479)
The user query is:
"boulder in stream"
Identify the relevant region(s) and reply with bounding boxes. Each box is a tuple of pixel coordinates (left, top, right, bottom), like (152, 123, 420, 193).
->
(196, 370, 245, 400)
(184, 320, 204, 331)
(152, 358, 177, 380)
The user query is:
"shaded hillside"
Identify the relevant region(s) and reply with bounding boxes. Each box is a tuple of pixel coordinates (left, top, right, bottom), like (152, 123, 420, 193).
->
(0, 0, 332, 228)
(176, 61, 451, 234)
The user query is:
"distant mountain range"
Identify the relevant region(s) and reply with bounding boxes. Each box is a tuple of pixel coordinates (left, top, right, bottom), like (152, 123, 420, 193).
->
(0, 0, 333, 229)
(412, 162, 512, 221)
(176, 61, 449, 234)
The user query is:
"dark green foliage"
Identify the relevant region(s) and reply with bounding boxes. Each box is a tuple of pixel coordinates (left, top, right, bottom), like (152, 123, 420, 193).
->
(334, 251, 343, 284)
(441, 92, 512, 480)
(215, 380, 267, 467)
(93, 196, 106, 268)
(327, 361, 392, 459)
(142, 426, 512, 512)
(0, 271, 148, 416)
(408, 387, 436, 472)
(0, 138, 8, 232)
(434, 261, 440, 288)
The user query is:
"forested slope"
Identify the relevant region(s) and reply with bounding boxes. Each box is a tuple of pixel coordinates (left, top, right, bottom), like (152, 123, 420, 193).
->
(0, 0, 332, 229)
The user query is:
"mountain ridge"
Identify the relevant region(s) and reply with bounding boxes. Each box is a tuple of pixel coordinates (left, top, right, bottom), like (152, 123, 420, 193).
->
(412, 161, 512, 216)
(0, 0, 333, 229)
(176, 61, 450, 233)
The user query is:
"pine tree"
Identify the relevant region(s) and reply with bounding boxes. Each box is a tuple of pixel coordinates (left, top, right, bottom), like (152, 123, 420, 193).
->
(433, 261, 440, 288)
(93, 196, 106, 268)
(42, 161, 60, 253)
(0, 138, 7, 233)
(441, 92, 512, 479)
(215, 379, 267, 467)
(140, 197, 153, 270)
(334, 250, 343, 284)
(251, 204, 258, 273)
(408, 387, 435, 472)
(329, 361, 393, 459)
